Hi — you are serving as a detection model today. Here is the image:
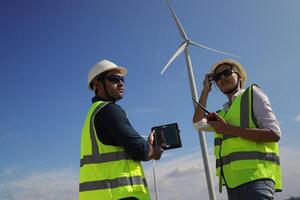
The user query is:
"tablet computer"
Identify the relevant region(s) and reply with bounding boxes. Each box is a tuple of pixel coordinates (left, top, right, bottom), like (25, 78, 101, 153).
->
(151, 123, 182, 150)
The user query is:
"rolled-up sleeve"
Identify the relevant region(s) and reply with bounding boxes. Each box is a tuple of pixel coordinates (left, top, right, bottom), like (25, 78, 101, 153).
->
(252, 87, 281, 137)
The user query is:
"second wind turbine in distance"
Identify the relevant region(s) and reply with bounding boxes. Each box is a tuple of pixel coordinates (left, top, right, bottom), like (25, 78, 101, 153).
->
(160, 1, 241, 200)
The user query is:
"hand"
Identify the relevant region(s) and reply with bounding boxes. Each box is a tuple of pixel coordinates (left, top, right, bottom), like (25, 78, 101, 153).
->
(206, 112, 229, 134)
(147, 129, 155, 145)
(152, 146, 164, 160)
(206, 112, 218, 121)
(203, 74, 212, 92)
(148, 129, 164, 160)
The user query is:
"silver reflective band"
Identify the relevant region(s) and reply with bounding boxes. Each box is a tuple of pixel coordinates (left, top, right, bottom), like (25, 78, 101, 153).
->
(240, 88, 250, 128)
(80, 151, 132, 167)
(79, 176, 147, 192)
(90, 102, 110, 155)
(216, 151, 280, 168)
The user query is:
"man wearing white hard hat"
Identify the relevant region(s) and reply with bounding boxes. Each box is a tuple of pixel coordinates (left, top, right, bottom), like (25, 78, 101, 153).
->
(193, 59, 282, 200)
(79, 59, 163, 200)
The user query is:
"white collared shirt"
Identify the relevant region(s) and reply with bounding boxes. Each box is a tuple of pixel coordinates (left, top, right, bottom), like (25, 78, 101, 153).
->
(193, 87, 281, 136)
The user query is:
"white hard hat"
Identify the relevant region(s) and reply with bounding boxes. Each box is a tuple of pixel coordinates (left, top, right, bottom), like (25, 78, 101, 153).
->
(88, 59, 127, 90)
(210, 59, 247, 88)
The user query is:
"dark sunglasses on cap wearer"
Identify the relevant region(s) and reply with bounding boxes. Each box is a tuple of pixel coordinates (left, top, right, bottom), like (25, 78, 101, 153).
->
(105, 74, 125, 84)
(212, 68, 237, 82)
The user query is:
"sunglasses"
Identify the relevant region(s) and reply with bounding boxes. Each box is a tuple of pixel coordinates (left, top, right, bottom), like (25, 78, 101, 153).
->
(105, 74, 125, 83)
(212, 68, 235, 82)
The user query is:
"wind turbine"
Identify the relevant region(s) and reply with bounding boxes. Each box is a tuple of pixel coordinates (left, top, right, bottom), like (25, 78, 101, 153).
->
(161, 1, 241, 200)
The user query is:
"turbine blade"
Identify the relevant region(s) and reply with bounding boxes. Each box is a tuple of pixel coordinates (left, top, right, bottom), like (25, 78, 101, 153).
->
(166, 0, 188, 40)
(160, 42, 187, 75)
(190, 41, 241, 58)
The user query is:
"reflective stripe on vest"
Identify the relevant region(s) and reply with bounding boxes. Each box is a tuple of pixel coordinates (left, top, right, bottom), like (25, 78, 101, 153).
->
(80, 151, 133, 167)
(216, 151, 280, 168)
(89, 102, 109, 155)
(214, 84, 282, 191)
(80, 176, 147, 192)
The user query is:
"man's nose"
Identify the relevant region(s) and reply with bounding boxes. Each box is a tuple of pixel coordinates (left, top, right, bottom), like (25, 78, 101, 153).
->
(117, 80, 124, 86)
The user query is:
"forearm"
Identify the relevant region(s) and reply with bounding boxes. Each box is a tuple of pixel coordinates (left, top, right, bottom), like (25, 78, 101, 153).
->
(222, 124, 280, 142)
(193, 89, 210, 123)
(97, 103, 161, 161)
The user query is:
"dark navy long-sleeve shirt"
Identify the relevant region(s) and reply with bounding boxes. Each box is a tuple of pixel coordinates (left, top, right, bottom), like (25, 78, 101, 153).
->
(92, 97, 150, 161)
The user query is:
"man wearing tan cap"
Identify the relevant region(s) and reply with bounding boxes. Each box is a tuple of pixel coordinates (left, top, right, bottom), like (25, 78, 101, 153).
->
(79, 59, 163, 200)
(193, 59, 282, 200)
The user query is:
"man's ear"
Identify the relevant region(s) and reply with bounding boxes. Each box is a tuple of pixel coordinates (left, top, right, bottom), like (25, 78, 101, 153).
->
(92, 79, 103, 92)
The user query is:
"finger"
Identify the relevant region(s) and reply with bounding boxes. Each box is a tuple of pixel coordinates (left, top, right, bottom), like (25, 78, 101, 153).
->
(148, 130, 155, 138)
(207, 120, 218, 126)
(213, 112, 222, 120)
(213, 112, 220, 117)
(148, 130, 155, 144)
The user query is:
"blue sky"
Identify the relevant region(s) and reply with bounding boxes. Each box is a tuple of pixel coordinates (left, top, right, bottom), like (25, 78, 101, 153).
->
(1, 0, 300, 199)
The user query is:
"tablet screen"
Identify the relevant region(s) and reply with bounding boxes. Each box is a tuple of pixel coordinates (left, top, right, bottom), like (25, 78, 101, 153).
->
(152, 123, 182, 150)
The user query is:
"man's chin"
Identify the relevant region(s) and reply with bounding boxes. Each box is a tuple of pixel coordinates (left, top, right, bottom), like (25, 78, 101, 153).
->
(115, 95, 124, 101)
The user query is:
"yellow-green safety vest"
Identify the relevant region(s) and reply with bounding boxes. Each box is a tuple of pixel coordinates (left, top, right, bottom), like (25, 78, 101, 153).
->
(214, 84, 282, 192)
(79, 101, 150, 200)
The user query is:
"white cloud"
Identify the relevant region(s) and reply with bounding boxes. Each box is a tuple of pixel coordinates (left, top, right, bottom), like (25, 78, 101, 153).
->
(143, 151, 227, 200)
(276, 147, 300, 199)
(143, 146, 300, 200)
(0, 146, 299, 200)
(294, 114, 300, 122)
(0, 167, 16, 176)
(0, 167, 78, 200)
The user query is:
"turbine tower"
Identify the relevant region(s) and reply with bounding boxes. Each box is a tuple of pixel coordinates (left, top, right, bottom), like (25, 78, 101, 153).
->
(161, 1, 240, 199)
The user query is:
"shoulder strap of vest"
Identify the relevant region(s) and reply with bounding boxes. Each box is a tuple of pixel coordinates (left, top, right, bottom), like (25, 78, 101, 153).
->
(90, 101, 111, 155)
(240, 86, 250, 128)
(240, 84, 259, 128)
(250, 84, 259, 128)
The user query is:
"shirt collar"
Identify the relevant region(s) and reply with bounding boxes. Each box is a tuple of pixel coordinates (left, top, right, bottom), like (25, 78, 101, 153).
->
(222, 89, 245, 110)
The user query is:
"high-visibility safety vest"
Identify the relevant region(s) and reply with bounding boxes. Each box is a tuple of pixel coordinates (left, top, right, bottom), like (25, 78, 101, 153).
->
(79, 101, 150, 200)
(214, 84, 282, 192)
